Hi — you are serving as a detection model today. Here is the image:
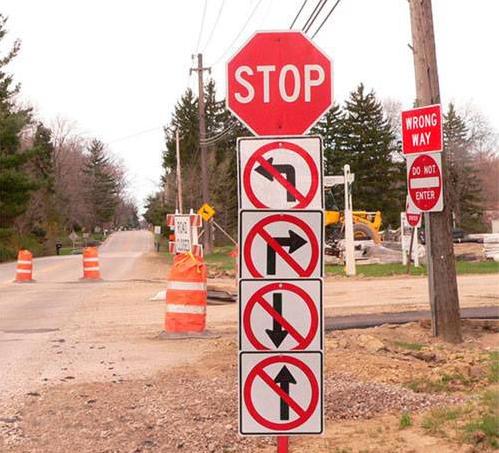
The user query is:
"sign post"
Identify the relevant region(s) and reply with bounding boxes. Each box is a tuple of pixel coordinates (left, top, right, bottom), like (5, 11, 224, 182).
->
(228, 30, 332, 449)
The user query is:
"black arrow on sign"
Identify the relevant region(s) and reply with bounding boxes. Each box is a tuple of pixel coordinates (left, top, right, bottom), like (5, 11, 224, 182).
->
(274, 365, 297, 420)
(255, 158, 297, 202)
(264, 293, 288, 347)
(266, 230, 307, 275)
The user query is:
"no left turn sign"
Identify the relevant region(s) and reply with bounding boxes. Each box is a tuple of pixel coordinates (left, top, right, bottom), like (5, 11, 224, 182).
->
(239, 279, 322, 351)
(238, 136, 323, 210)
(239, 210, 323, 279)
(239, 351, 323, 435)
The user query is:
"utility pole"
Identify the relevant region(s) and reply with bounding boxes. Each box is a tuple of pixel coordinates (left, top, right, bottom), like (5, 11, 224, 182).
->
(175, 129, 183, 213)
(409, 0, 462, 343)
(190, 53, 212, 253)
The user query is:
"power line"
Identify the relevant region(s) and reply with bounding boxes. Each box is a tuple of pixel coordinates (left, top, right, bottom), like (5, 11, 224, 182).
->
(209, 0, 264, 66)
(289, 0, 309, 29)
(201, 0, 226, 53)
(303, 0, 329, 34)
(311, 0, 342, 38)
(195, 0, 208, 53)
(200, 123, 237, 145)
(301, 0, 326, 32)
(108, 126, 163, 144)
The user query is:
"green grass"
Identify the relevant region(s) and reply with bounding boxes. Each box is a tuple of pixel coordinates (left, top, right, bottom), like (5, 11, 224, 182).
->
(204, 245, 237, 272)
(422, 406, 463, 434)
(488, 351, 499, 384)
(462, 390, 499, 448)
(399, 412, 413, 429)
(394, 341, 425, 351)
(406, 373, 471, 394)
(325, 260, 499, 277)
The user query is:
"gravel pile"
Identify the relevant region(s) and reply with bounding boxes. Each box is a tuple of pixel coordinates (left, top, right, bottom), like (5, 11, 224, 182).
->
(326, 372, 463, 420)
(1, 368, 465, 453)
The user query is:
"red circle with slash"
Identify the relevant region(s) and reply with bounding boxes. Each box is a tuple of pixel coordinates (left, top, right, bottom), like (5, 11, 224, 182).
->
(243, 355, 319, 430)
(243, 214, 319, 278)
(243, 282, 319, 350)
(243, 141, 319, 209)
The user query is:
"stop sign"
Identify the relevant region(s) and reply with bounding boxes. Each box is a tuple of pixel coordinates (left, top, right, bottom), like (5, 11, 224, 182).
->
(407, 153, 443, 212)
(227, 31, 333, 136)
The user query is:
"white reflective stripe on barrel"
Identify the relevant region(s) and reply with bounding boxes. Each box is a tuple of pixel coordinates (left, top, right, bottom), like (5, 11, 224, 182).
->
(84, 266, 100, 271)
(17, 260, 32, 265)
(83, 257, 99, 262)
(167, 281, 207, 291)
(165, 304, 206, 314)
(16, 269, 32, 274)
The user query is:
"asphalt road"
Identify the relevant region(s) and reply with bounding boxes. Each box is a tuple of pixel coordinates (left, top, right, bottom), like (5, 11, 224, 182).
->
(0, 230, 154, 400)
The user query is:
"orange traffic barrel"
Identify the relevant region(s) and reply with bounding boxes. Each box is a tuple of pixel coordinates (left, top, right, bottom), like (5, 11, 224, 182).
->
(165, 252, 207, 333)
(82, 247, 101, 280)
(15, 249, 33, 282)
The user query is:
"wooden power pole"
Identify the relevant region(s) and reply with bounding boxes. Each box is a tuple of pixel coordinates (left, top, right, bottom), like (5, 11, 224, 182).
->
(191, 53, 213, 253)
(409, 0, 462, 343)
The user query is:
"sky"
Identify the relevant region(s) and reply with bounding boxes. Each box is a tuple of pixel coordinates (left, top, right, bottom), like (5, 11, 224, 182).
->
(2, 0, 498, 214)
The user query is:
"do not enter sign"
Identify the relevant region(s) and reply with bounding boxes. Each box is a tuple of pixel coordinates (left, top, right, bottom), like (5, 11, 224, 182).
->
(407, 153, 443, 212)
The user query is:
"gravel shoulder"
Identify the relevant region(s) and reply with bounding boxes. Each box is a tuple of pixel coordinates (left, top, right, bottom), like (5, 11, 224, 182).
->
(1, 251, 497, 452)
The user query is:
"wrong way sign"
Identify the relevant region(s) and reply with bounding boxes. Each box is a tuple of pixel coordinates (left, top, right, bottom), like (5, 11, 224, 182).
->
(239, 351, 323, 435)
(402, 104, 442, 155)
(239, 279, 322, 351)
(239, 210, 323, 279)
(407, 153, 443, 212)
(238, 136, 323, 210)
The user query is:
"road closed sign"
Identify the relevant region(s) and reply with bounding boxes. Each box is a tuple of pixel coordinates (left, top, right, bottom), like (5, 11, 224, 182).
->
(238, 136, 323, 210)
(402, 104, 442, 155)
(227, 31, 333, 136)
(239, 351, 323, 435)
(407, 153, 443, 212)
(239, 210, 323, 279)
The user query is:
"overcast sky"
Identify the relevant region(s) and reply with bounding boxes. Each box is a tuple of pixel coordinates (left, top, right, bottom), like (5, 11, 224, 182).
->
(2, 0, 498, 213)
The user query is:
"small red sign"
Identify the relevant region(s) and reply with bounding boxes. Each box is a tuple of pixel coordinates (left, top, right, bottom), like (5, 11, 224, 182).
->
(401, 104, 442, 154)
(227, 31, 333, 136)
(407, 153, 443, 212)
(406, 212, 422, 228)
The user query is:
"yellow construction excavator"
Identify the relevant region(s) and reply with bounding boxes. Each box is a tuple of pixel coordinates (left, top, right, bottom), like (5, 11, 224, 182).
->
(324, 189, 382, 255)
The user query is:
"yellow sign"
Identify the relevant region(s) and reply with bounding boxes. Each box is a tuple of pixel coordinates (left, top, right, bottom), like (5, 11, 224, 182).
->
(198, 203, 216, 222)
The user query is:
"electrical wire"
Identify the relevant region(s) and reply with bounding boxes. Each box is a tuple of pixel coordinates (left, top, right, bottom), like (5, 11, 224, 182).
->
(108, 127, 163, 144)
(209, 0, 264, 66)
(289, 0, 309, 29)
(301, 0, 326, 32)
(311, 0, 342, 38)
(195, 0, 209, 53)
(200, 123, 237, 145)
(303, 0, 329, 33)
(201, 0, 226, 53)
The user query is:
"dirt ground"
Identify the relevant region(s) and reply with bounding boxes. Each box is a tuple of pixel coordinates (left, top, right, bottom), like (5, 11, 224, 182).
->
(0, 252, 497, 452)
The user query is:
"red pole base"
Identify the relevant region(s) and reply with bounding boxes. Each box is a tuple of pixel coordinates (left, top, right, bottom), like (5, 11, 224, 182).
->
(277, 436, 289, 453)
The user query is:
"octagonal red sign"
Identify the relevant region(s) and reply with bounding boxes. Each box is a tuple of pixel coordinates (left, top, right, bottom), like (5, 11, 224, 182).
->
(227, 31, 333, 136)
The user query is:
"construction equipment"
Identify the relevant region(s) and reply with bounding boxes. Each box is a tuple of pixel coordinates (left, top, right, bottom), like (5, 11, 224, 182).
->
(324, 177, 382, 256)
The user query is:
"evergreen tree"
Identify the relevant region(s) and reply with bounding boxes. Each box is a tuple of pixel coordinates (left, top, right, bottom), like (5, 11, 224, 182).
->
(83, 139, 119, 228)
(331, 84, 404, 225)
(0, 14, 34, 229)
(444, 103, 483, 231)
(312, 103, 343, 176)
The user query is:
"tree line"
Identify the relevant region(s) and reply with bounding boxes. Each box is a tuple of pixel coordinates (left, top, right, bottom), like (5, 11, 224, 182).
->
(145, 79, 498, 241)
(0, 15, 138, 261)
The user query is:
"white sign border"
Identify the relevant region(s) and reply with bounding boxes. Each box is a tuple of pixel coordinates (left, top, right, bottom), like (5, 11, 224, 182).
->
(238, 350, 324, 436)
(238, 278, 324, 352)
(237, 135, 324, 211)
